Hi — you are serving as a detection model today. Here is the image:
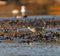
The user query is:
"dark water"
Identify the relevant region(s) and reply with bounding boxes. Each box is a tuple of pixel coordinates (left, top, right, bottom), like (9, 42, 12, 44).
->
(0, 42, 60, 56)
(0, 15, 60, 20)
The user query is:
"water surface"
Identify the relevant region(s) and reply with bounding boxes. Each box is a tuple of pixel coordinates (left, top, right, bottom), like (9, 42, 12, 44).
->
(0, 42, 60, 56)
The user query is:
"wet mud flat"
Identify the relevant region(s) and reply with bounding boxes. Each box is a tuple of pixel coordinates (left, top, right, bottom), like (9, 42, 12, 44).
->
(0, 42, 60, 56)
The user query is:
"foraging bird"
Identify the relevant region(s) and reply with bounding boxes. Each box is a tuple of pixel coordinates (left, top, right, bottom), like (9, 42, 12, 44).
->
(28, 27, 36, 33)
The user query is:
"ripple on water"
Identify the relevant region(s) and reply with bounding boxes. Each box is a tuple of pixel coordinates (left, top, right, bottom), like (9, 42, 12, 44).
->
(0, 42, 60, 56)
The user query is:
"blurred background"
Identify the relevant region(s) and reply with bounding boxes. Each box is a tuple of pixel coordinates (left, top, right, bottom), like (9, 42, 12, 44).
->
(0, 0, 60, 17)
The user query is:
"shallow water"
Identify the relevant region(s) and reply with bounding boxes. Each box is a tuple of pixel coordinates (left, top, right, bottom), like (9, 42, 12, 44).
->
(0, 42, 60, 56)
